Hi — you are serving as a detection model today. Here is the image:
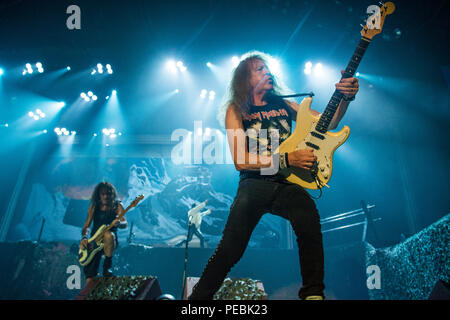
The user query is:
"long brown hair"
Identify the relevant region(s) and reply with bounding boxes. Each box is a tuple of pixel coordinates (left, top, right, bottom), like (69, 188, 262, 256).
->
(218, 51, 291, 125)
(90, 182, 119, 210)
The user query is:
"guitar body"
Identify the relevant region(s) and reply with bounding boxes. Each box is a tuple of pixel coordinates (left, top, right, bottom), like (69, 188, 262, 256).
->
(276, 97, 350, 189)
(78, 225, 106, 266)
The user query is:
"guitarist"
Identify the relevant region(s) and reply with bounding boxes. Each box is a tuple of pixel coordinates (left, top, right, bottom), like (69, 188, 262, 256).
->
(189, 52, 359, 300)
(80, 182, 127, 283)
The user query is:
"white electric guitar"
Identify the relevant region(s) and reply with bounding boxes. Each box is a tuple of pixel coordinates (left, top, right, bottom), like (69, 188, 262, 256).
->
(276, 2, 395, 190)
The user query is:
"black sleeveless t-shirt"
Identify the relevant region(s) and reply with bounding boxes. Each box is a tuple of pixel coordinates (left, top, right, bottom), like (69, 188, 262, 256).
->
(240, 98, 293, 179)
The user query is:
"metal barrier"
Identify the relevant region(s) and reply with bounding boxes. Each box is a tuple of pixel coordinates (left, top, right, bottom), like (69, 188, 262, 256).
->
(321, 200, 381, 242)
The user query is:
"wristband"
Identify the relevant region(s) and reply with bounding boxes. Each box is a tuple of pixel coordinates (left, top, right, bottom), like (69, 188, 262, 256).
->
(279, 153, 289, 170)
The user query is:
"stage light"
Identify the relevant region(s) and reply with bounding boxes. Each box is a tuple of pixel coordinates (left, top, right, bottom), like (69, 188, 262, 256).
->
(232, 56, 240, 67)
(112, 90, 117, 95)
(92, 95, 98, 101)
(206, 62, 212, 68)
(80, 92, 87, 98)
(197, 127, 202, 135)
(33, 115, 39, 120)
(36, 62, 42, 68)
(355, 72, 360, 77)
(58, 102, 65, 108)
(118, 132, 122, 136)
(268, 57, 281, 76)
(110, 133, 117, 139)
(106, 144, 110, 147)
(28, 111, 34, 117)
(105, 96, 110, 100)
(209, 90, 216, 100)
(97, 63, 103, 74)
(102, 128, 110, 135)
(313, 63, 323, 76)
(91, 69, 96, 75)
(71, 131, 76, 135)
(87, 91, 93, 97)
(4, 124, 8, 127)
(200, 89, 207, 99)
(304, 61, 313, 75)
(175, 89, 179, 93)
(106, 64, 113, 74)
(43, 129, 47, 133)
(110, 128, 116, 134)
(166, 60, 177, 73)
(66, 66, 71, 71)
(205, 128, 211, 136)
(0, 68, 3, 76)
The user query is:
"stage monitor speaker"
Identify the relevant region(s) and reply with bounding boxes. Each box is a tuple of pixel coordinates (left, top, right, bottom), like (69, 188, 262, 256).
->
(183, 277, 266, 300)
(75, 276, 162, 300)
(428, 280, 450, 300)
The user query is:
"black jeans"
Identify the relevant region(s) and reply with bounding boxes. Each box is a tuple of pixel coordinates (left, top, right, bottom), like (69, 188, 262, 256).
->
(189, 177, 325, 299)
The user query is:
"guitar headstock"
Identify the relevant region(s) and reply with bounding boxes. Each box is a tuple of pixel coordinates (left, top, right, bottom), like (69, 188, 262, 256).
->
(361, 2, 395, 40)
(129, 195, 144, 208)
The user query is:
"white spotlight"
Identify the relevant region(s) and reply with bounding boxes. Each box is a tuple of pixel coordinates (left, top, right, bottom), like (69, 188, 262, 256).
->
(87, 91, 93, 97)
(313, 63, 323, 76)
(80, 92, 87, 98)
(232, 56, 240, 67)
(200, 89, 207, 99)
(102, 128, 110, 136)
(33, 115, 39, 120)
(112, 90, 117, 95)
(206, 62, 212, 68)
(268, 58, 281, 76)
(58, 102, 65, 108)
(166, 60, 177, 73)
(28, 111, 34, 117)
(92, 95, 98, 101)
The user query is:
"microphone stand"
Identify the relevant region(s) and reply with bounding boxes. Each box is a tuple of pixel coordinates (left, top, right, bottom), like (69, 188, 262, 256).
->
(181, 220, 192, 299)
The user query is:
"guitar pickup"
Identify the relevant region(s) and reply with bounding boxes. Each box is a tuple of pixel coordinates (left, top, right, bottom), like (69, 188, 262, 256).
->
(306, 142, 320, 150)
(311, 131, 325, 140)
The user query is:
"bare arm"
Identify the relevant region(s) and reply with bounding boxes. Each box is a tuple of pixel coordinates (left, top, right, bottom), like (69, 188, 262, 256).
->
(115, 203, 127, 229)
(225, 105, 273, 171)
(81, 205, 94, 237)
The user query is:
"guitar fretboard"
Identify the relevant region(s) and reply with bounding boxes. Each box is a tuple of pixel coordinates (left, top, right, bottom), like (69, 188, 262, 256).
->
(315, 37, 371, 133)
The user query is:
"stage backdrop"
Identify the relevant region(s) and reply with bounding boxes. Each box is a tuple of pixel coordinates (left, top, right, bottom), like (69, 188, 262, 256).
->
(11, 157, 289, 249)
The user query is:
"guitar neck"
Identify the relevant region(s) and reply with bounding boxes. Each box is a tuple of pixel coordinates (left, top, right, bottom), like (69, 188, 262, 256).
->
(103, 204, 133, 233)
(315, 37, 371, 133)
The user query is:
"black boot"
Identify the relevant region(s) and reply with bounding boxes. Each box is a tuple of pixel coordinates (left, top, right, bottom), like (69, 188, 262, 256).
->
(103, 256, 114, 277)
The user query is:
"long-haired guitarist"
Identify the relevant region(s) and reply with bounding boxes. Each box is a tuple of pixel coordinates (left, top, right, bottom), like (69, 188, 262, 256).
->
(188, 51, 359, 300)
(80, 182, 127, 283)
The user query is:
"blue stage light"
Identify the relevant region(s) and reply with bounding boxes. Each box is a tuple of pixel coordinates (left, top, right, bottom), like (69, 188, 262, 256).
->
(0, 68, 4, 76)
